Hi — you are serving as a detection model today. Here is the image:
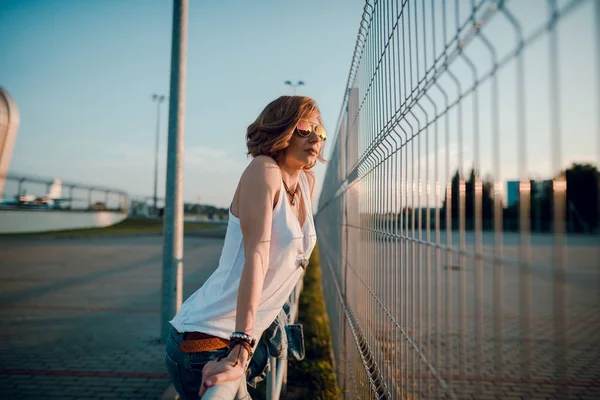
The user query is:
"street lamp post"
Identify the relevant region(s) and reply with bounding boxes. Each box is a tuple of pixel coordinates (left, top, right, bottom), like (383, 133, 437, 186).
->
(161, 0, 188, 344)
(284, 80, 305, 95)
(152, 93, 166, 215)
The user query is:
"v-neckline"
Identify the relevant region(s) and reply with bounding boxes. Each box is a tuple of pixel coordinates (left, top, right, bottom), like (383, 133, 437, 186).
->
(282, 174, 307, 231)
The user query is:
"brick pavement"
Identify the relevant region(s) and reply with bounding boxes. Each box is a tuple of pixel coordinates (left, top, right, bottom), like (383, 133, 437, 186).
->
(0, 236, 224, 400)
(338, 234, 600, 399)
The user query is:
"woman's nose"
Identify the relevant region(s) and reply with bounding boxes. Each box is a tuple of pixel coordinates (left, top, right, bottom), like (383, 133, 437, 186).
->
(310, 132, 322, 143)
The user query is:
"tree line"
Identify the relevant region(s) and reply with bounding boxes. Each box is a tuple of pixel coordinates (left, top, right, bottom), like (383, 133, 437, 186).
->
(440, 162, 598, 233)
(362, 162, 599, 234)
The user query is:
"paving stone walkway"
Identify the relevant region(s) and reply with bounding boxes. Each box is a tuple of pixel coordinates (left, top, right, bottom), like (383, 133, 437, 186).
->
(0, 236, 224, 400)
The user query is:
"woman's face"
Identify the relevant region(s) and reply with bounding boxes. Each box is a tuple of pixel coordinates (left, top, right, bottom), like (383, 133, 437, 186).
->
(283, 113, 324, 169)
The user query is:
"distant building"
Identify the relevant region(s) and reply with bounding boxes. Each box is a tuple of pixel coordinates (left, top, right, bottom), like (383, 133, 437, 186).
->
(0, 87, 20, 198)
(506, 180, 519, 207)
(507, 179, 552, 208)
(129, 199, 150, 217)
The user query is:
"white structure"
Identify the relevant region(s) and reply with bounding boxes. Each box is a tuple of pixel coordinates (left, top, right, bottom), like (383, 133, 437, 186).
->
(0, 209, 127, 234)
(0, 87, 20, 198)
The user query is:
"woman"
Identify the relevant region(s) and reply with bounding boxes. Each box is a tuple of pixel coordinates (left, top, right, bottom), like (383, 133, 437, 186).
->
(165, 95, 327, 399)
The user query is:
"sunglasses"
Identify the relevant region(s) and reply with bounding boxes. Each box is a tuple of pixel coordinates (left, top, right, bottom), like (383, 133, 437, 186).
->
(296, 120, 327, 142)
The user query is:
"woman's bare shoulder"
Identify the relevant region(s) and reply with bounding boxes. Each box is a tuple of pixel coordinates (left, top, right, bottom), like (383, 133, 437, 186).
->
(304, 169, 317, 188)
(241, 156, 281, 188)
(304, 169, 318, 201)
(304, 169, 317, 184)
(250, 155, 279, 168)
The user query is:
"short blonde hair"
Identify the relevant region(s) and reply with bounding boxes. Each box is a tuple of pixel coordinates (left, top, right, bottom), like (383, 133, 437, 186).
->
(246, 96, 326, 168)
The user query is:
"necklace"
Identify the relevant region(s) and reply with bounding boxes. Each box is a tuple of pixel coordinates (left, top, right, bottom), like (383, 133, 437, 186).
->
(282, 180, 298, 205)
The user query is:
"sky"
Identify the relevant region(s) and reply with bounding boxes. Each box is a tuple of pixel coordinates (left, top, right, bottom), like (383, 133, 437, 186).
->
(0, 0, 365, 208)
(325, 0, 599, 208)
(1, 0, 598, 210)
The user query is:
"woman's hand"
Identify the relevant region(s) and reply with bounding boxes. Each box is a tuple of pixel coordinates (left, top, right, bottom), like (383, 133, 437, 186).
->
(198, 345, 249, 398)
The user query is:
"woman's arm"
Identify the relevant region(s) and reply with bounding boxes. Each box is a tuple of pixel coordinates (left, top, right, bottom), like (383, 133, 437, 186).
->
(235, 156, 281, 335)
(199, 156, 280, 396)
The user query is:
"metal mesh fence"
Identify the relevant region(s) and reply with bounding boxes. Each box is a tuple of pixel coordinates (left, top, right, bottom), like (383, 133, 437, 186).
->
(315, 0, 600, 398)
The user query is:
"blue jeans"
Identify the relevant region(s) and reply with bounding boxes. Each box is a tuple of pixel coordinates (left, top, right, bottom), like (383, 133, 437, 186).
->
(165, 327, 249, 400)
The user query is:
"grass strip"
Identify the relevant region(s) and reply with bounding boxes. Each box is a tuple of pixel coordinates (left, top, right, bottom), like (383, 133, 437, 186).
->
(285, 246, 342, 399)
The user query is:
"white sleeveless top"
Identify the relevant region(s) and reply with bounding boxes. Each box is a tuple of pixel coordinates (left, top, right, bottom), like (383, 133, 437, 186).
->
(170, 170, 317, 339)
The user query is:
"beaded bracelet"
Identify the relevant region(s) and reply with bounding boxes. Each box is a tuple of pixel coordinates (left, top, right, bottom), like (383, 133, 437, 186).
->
(229, 332, 256, 347)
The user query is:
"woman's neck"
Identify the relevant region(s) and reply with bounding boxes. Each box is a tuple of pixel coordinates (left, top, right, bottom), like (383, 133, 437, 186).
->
(277, 161, 302, 188)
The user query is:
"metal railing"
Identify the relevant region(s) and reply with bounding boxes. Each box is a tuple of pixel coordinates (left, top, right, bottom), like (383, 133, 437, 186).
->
(316, 0, 600, 399)
(0, 173, 129, 212)
(203, 278, 304, 400)
(266, 279, 303, 400)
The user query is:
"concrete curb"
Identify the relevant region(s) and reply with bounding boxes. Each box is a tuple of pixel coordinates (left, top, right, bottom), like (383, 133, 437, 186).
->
(0, 232, 163, 241)
(0, 228, 227, 241)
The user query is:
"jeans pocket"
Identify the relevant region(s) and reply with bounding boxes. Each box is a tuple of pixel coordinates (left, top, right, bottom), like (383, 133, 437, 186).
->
(165, 351, 188, 400)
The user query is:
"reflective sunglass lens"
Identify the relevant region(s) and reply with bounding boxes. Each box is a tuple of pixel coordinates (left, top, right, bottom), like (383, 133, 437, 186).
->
(296, 120, 327, 141)
(296, 121, 312, 136)
(315, 125, 327, 142)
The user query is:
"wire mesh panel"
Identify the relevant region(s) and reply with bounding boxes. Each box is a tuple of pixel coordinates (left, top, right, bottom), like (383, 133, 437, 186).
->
(315, 0, 600, 399)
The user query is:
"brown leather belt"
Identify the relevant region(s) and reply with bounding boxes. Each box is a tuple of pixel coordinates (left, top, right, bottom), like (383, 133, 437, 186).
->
(176, 330, 232, 353)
